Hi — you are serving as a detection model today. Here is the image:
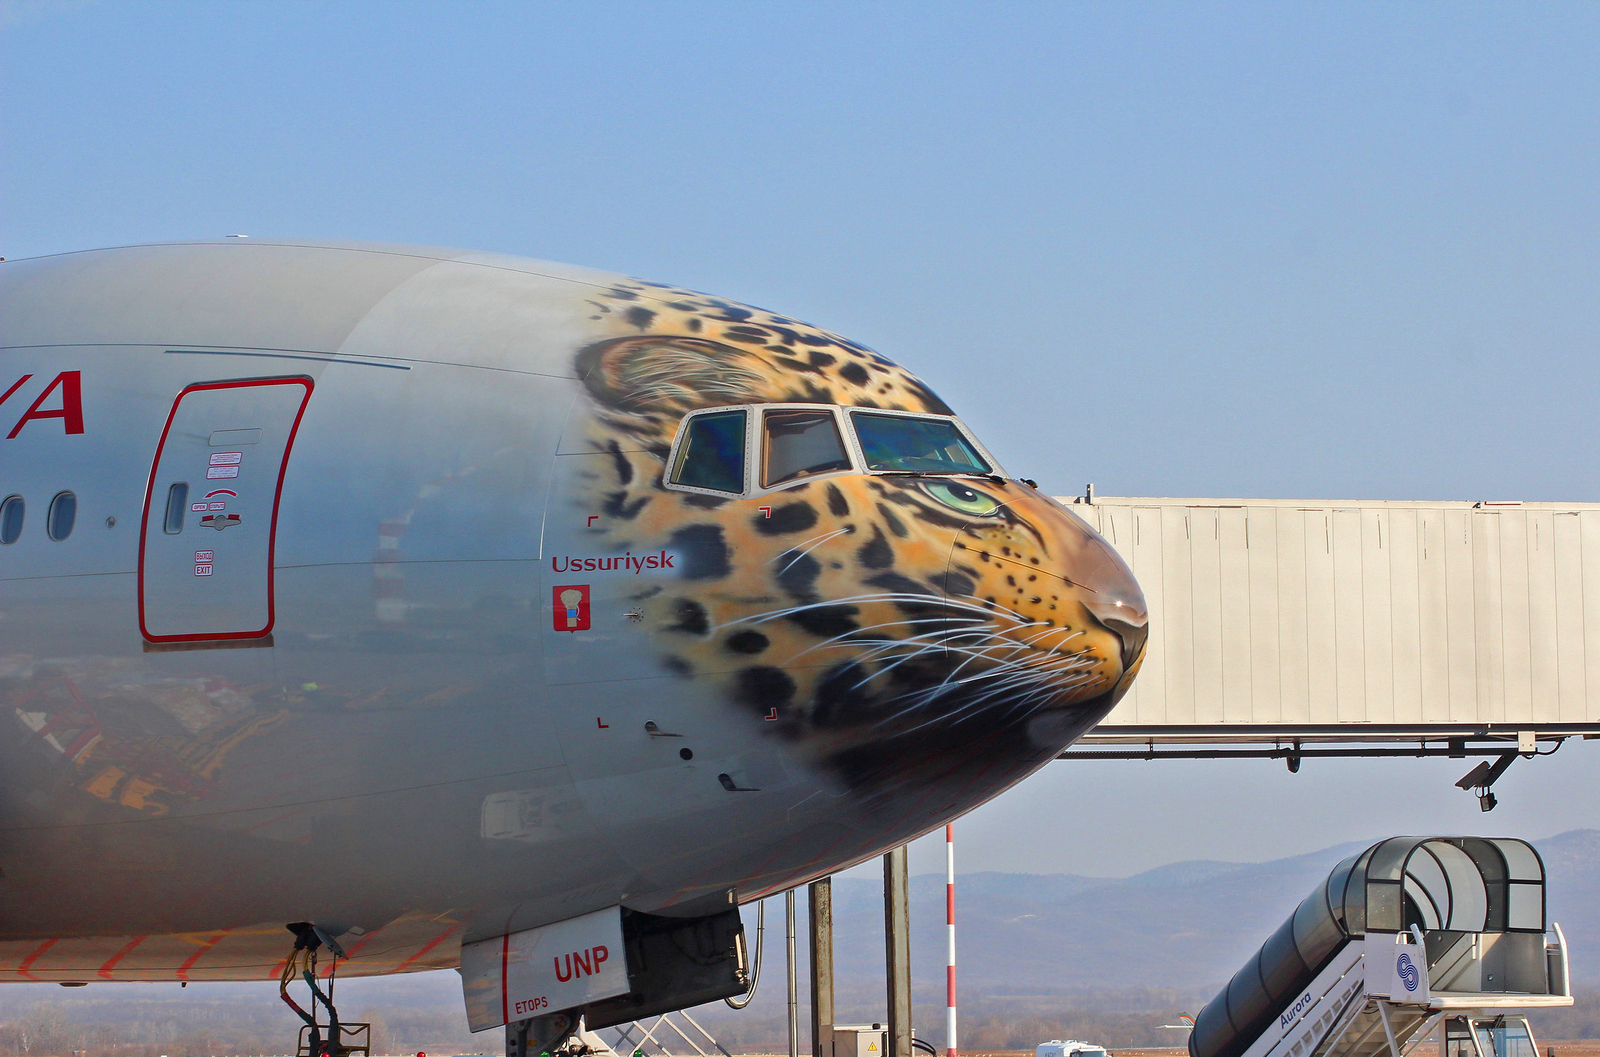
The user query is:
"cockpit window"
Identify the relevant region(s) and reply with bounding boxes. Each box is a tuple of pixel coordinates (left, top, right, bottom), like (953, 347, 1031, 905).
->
(670, 409, 748, 493)
(763, 409, 851, 487)
(849, 411, 991, 474)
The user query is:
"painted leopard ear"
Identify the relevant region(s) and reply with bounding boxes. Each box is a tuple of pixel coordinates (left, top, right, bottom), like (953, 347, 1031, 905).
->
(577, 336, 773, 414)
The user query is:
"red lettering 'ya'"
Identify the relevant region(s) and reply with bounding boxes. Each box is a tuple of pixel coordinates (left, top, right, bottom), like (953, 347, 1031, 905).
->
(7, 371, 84, 439)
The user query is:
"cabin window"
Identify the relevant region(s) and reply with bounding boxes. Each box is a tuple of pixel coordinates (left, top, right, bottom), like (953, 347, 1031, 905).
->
(670, 410, 747, 494)
(763, 409, 851, 487)
(46, 492, 76, 541)
(0, 496, 22, 545)
(163, 483, 189, 534)
(849, 412, 990, 474)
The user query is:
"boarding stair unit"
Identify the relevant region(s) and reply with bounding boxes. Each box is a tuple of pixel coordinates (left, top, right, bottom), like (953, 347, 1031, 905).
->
(603, 1011, 734, 1057)
(1189, 837, 1571, 1057)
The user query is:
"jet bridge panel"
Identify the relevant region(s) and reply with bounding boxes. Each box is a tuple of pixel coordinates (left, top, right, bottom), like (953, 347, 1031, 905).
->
(1064, 496, 1600, 745)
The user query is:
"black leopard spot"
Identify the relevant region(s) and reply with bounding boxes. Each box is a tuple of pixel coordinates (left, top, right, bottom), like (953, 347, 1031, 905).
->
(603, 491, 650, 520)
(774, 355, 824, 375)
(683, 493, 731, 509)
(667, 599, 710, 636)
(736, 666, 796, 714)
(726, 630, 770, 654)
(808, 351, 837, 368)
(857, 526, 893, 570)
(705, 302, 755, 322)
(876, 504, 909, 538)
(786, 604, 861, 638)
(826, 484, 849, 517)
(662, 656, 692, 677)
(938, 570, 978, 597)
(934, 566, 979, 598)
(624, 306, 656, 330)
(884, 652, 947, 688)
(783, 379, 838, 405)
(668, 524, 731, 579)
(812, 661, 873, 728)
(607, 442, 633, 486)
(839, 362, 870, 386)
(756, 503, 819, 535)
(776, 551, 822, 602)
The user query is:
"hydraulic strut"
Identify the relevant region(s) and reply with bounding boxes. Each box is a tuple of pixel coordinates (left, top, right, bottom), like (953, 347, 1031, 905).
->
(281, 922, 361, 1057)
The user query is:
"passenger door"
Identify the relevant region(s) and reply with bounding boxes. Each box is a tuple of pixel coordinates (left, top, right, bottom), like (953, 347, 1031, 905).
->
(138, 377, 312, 645)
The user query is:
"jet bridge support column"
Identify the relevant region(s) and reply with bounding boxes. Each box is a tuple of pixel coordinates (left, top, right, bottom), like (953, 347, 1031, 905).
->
(884, 845, 912, 1057)
(787, 889, 800, 1057)
(810, 879, 835, 1057)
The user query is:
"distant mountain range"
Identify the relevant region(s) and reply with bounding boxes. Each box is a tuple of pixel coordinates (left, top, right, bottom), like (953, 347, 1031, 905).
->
(680, 829, 1600, 1050)
(817, 828, 1600, 1001)
(2, 831, 1595, 1054)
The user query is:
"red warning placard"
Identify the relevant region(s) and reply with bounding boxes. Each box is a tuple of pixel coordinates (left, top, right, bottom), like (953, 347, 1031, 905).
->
(552, 584, 591, 632)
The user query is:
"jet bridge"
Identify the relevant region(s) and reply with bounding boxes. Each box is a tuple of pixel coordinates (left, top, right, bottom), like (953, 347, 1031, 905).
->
(1060, 495, 1600, 803)
(1189, 837, 1571, 1057)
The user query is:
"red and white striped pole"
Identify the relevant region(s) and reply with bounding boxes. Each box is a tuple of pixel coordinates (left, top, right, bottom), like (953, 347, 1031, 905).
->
(945, 823, 957, 1057)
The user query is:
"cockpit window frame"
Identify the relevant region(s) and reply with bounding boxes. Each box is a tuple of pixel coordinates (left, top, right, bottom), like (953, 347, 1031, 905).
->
(662, 402, 1004, 500)
(841, 405, 1001, 479)
(664, 405, 756, 498)
(760, 406, 856, 489)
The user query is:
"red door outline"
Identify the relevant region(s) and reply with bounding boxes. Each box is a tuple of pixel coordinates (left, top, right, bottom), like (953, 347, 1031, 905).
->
(137, 377, 313, 643)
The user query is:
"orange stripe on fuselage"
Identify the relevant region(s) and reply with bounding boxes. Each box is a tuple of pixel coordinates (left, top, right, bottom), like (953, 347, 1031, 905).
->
(394, 925, 458, 972)
(177, 934, 228, 981)
(16, 938, 59, 981)
(98, 936, 148, 979)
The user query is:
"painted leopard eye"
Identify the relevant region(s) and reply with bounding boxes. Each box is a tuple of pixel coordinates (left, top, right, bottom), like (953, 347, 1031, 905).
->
(922, 481, 1001, 517)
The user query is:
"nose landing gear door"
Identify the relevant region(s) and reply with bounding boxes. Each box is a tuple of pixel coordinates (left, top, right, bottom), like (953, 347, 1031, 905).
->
(139, 377, 313, 646)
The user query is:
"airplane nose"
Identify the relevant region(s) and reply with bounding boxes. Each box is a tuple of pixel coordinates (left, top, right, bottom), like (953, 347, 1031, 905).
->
(732, 477, 1152, 802)
(639, 476, 1149, 802)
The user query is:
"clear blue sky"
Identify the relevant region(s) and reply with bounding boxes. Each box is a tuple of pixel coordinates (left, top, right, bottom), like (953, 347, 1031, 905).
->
(6, 0, 1600, 875)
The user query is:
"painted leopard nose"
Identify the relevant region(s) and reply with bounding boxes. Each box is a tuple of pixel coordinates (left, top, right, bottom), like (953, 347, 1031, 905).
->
(1086, 597, 1148, 674)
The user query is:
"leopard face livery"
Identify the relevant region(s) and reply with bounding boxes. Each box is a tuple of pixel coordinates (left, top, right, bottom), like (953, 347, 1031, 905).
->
(555, 278, 1147, 797)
